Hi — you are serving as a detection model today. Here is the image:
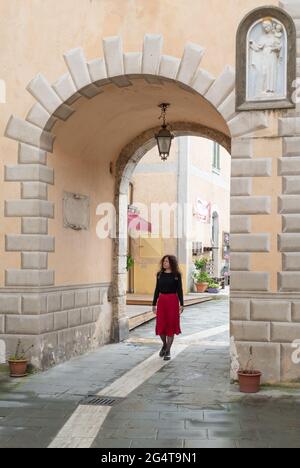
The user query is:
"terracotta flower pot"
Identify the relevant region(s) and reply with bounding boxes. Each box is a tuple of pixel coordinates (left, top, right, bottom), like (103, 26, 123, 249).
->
(8, 359, 28, 378)
(196, 282, 209, 293)
(238, 371, 262, 393)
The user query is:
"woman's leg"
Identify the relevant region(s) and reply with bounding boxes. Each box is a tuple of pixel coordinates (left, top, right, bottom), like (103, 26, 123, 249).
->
(166, 335, 174, 353)
(159, 334, 167, 357)
(160, 335, 167, 346)
(164, 335, 174, 360)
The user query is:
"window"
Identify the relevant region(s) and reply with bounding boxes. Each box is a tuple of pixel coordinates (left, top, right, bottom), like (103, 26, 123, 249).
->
(212, 142, 220, 172)
(192, 242, 203, 256)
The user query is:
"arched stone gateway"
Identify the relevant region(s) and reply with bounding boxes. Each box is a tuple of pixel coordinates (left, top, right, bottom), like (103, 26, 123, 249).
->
(1, 2, 300, 382)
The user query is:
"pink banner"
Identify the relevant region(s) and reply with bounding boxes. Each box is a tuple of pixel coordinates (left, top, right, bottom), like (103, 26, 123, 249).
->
(194, 199, 211, 223)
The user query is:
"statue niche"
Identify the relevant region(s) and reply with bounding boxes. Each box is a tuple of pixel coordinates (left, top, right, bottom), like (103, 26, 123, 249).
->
(236, 6, 296, 111)
(247, 18, 287, 101)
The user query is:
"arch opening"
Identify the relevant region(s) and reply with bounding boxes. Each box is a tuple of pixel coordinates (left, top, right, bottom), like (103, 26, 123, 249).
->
(113, 92, 231, 341)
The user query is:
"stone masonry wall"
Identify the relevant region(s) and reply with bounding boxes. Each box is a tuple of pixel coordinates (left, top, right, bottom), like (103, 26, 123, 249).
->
(230, 1, 300, 383)
(0, 283, 112, 369)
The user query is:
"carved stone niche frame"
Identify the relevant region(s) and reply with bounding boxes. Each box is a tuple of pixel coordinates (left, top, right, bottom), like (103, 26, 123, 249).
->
(236, 6, 296, 111)
(63, 191, 90, 231)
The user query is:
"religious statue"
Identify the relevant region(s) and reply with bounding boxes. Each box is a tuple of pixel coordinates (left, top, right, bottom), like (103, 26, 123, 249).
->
(247, 19, 286, 100)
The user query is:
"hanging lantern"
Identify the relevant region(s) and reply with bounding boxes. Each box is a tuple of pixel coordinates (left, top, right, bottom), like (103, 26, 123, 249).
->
(155, 103, 174, 161)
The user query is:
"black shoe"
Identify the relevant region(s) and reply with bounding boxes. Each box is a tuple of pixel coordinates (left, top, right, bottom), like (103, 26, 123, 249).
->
(164, 351, 171, 361)
(159, 345, 167, 357)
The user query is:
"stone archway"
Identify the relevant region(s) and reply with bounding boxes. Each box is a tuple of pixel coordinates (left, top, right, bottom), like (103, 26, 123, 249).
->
(2, 25, 298, 382)
(113, 121, 233, 341)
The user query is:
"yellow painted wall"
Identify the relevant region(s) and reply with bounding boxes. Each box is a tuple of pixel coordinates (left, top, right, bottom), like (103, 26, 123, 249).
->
(47, 142, 114, 286)
(0, 0, 279, 287)
(251, 137, 283, 293)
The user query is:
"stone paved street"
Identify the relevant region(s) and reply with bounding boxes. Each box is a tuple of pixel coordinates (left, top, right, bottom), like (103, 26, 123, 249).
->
(0, 298, 300, 448)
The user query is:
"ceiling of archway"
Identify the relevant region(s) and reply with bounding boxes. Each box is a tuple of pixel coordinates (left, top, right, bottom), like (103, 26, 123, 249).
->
(52, 77, 230, 163)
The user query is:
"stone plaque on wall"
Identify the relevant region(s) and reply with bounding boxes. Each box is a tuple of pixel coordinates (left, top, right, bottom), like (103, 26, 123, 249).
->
(236, 6, 296, 111)
(63, 192, 90, 231)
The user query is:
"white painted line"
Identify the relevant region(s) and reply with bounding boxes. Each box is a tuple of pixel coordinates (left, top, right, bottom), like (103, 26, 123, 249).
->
(189, 340, 229, 347)
(49, 437, 97, 449)
(97, 344, 188, 398)
(49, 324, 228, 449)
(49, 406, 111, 448)
(178, 325, 229, 344)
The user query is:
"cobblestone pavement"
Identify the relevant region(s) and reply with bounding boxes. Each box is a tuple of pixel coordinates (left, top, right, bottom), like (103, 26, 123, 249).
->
(0, 298, 300, 448)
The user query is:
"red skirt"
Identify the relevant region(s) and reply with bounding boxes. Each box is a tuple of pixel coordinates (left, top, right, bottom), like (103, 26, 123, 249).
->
(155, 293, 181, 337)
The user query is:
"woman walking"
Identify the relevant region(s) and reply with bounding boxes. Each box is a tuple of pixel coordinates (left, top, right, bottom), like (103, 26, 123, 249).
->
(152, 255, 184, 361)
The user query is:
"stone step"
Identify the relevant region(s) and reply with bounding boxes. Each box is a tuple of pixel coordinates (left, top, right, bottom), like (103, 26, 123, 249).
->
(128, 297, 214, 330)
(126, 295, 214, 307)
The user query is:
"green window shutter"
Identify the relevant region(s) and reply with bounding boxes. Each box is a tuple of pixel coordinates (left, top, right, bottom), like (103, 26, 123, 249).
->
(213, 142, 220, 171)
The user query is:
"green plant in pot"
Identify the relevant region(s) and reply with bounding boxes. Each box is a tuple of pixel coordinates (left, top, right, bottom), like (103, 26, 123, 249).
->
(194, 257, 209, 272)
(206, 278, 221, 294)
(237, 346, 262, 393)
(207, 281, 220, 293)
(192, 270, 211, 293)
(8, 339, 34, 378)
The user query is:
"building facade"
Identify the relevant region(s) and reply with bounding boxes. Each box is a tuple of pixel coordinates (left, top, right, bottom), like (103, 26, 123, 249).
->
(128, 136, 231, 295)
(0, 0, 300, 382)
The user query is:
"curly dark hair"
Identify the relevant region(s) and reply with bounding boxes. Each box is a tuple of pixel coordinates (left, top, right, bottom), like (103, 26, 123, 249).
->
(158, 255, 181, 277)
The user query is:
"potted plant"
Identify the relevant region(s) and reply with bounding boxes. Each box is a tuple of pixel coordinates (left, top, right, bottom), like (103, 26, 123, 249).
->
(237, 346, 262, 393)
(192, 271, 211, 293)
(206, 280, 221, 294)
(194, 256, 209, 272)
(8, 339, 33, 378)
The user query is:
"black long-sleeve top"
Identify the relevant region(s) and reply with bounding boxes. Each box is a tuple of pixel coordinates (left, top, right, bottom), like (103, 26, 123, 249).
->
(152, 271, 184, 307)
